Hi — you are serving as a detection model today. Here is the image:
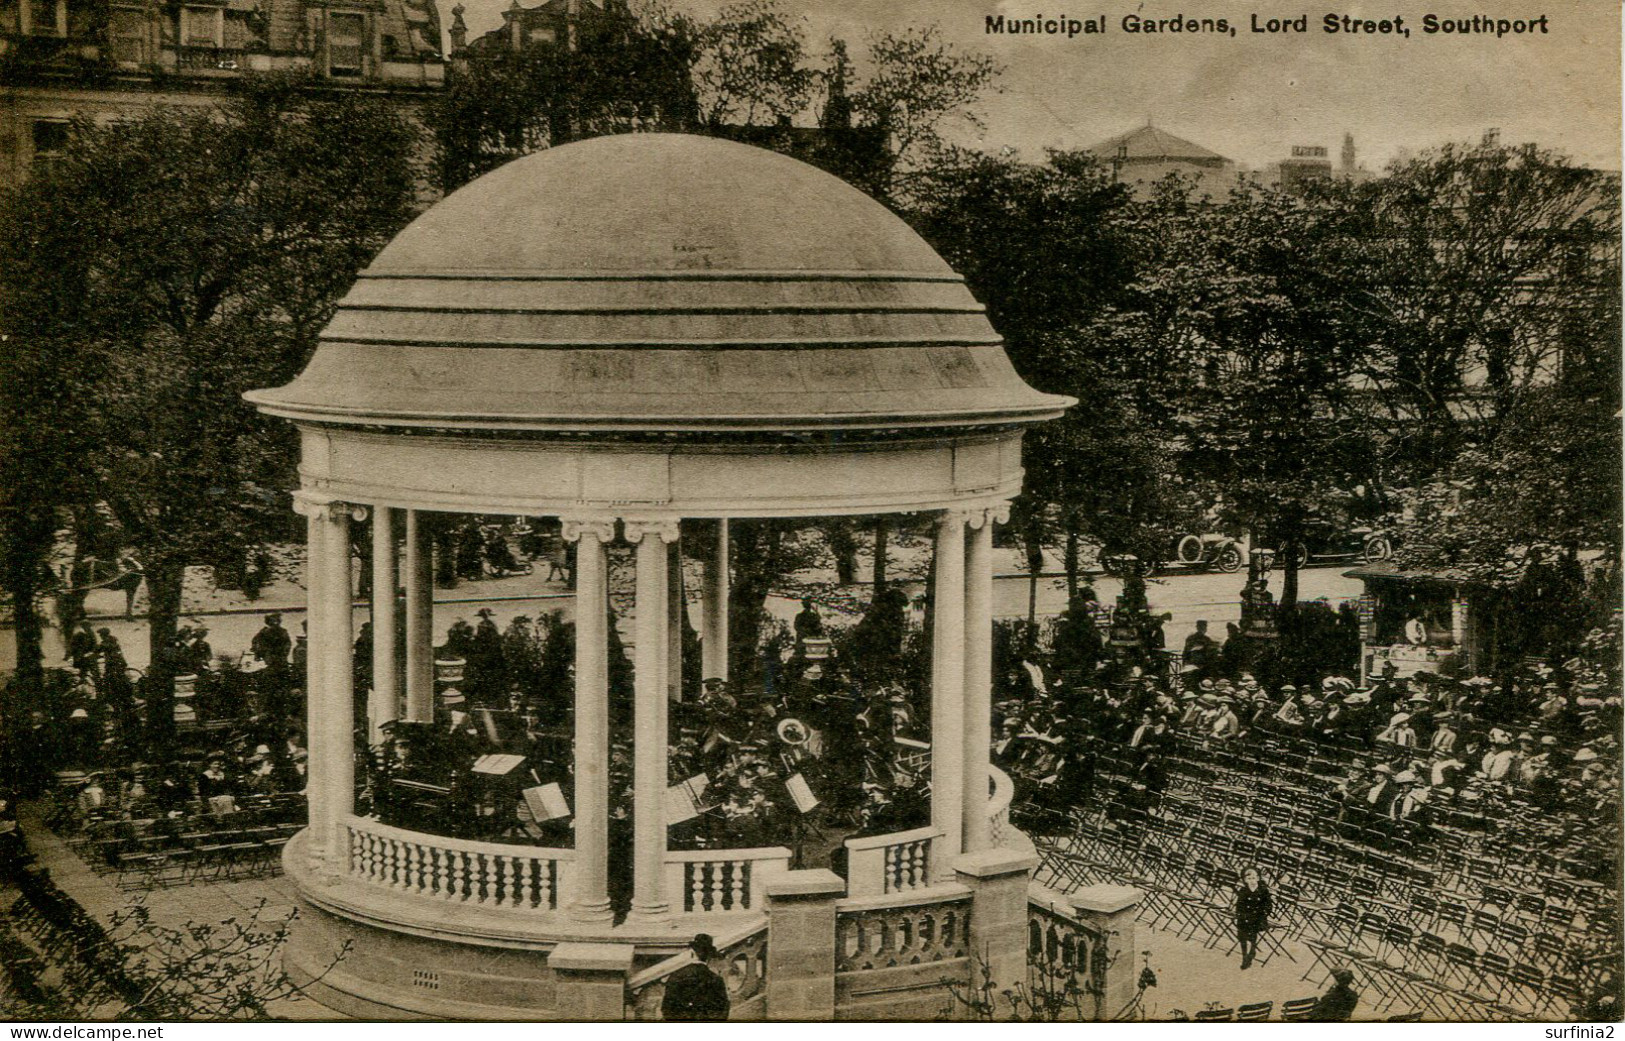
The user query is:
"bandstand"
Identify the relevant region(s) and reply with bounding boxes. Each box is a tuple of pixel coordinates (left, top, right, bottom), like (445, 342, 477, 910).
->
(247, 134, 1130, 1020)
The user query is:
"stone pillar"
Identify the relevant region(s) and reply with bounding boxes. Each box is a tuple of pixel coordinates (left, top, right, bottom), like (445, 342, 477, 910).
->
(563, 517, 615, 924)
(298, 496, 362, 871)
(625, 517, 679, 924)
(763, 869, 844, 1021)
(295, 494, 330, 869)
(701, 519, 729, 682)
(962, 508, 1002, 853)
(1068, 885, 1142, 1022)
(549, 943, 635, 1020)
(931, 509, 967, 877)
(403, 509, 435, 723)
(369, 505, 398, 745)
(667, 533, 684, 702)
(955, 849, 1038, 1018)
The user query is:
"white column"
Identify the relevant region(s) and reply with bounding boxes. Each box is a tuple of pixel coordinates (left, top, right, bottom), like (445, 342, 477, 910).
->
(370, 506, 399, 745)
(931, 509, 967, 877)
(701, 519, 729, 683)
(962, 507, 1005, 853)
(322, 503, 362, 865)
(295, 494, 330, 869)
(563, 517, 615, 924)
(404, 509, 435, 723)
(667, 534, 684, 703)
(295, 494, 361, 873)
(624, 517, 678, 924)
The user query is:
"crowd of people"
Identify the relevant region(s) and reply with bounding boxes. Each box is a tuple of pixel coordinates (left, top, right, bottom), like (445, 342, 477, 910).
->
(995, 628, 1623, 851)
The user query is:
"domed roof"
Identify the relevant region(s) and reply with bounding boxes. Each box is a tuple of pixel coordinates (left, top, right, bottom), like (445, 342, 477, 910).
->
(248, 133, 1070, 435)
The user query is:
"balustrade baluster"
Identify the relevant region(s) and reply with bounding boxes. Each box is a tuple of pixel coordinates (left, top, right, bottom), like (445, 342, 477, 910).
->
(448, 849, 465, 901)
(492, 854, 508, 907)
(511, 856, 529, 908)
(729, 861, 747, 910)
(405, 841, 421, 894)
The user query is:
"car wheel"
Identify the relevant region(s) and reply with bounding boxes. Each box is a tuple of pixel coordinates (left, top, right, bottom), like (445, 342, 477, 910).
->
(1215, 545, 1244, 573)
(1176, 534, 1204, 564)
(1364, 536, 1393, 563)
(1289, 543, 1310, 570)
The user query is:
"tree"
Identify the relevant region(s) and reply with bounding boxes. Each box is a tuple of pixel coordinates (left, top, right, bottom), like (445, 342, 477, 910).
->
(431, 6, 697, 191)
(688, 0, 815, 127)
(1320, 140, 1620, 478)
(848, 27, 1001, 201)
(0, 77, 420, 738)
(907, 148, 1181, 592)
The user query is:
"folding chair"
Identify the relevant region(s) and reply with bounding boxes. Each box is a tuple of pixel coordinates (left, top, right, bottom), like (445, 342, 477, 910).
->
(1235, 1001, 1273, 1022)
(1504, 960, 1548, 1014)
(1436, 900, 1472, 942)
(1279, 996, 1319, 1021)
(1193, 1006, 1234, 1022)
(1412, 931, 1448, 976)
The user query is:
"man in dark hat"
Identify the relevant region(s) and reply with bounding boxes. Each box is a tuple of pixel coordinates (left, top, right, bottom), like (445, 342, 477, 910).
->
(660, 934, 730, 1021)
(1311, 966, 1360, 1021)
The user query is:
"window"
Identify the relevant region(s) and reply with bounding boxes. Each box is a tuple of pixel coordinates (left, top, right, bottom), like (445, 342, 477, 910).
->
(31, 119, 69, 175)
(27, 0, 64, 36)
(109, 7, 147, 63)
(181, 5, 222, 48)
(328, 11, 364, 74)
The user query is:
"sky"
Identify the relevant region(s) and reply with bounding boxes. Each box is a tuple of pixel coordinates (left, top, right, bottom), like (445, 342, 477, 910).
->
(445, 0, 1622, 172)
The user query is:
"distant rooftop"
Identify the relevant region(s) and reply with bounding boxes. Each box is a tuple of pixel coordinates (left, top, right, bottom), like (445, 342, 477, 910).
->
(1086, 123, 1232, 166)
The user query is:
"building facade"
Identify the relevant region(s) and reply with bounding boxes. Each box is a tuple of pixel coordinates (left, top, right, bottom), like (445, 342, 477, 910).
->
(0, 0, 444, 189)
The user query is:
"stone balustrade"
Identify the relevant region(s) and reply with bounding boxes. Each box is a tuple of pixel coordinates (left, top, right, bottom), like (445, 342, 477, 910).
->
(1027, 882, 1141, 1020)
(834, 888, 973, 974)
(844, 826, 938, 897)
(343, 815, 572, 913)
(662, 846, 792, 913)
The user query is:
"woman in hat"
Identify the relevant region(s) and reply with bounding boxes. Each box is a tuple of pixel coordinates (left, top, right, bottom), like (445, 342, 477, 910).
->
(1233, 866, 1274, 970)
(1377, 712, 1416, 748)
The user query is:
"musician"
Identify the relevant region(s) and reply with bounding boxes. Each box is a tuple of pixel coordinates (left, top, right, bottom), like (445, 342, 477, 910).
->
(67, 621, 99, 677)
(251, 614, 292, 668)
(794, 599, 824, 644)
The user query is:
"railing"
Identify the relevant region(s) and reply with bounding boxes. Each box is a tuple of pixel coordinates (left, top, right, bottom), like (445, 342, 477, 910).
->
(845, 826, 937, 897)
(175, 45, 245, 69)
(835, 890, 972, 974)
(662, 846, 791, 913)
(1028, 886, 1113, 1020)
(989, 765, 1015, 849)
(624, 920, 768, 1020)
(343, 815, 571, 913)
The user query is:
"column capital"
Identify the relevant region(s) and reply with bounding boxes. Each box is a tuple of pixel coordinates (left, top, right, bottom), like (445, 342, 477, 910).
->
(621, 517, 681, 544)
(290, 490, 332, 518)
(560, 516, 617, 545)
(965, 502, 1011, 530)
(292, 491, 367, 523)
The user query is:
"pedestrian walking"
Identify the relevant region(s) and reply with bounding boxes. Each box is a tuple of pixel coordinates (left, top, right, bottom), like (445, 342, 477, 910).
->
(660, 934, 730, 1021)
(1234, 866, 1273, 970)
